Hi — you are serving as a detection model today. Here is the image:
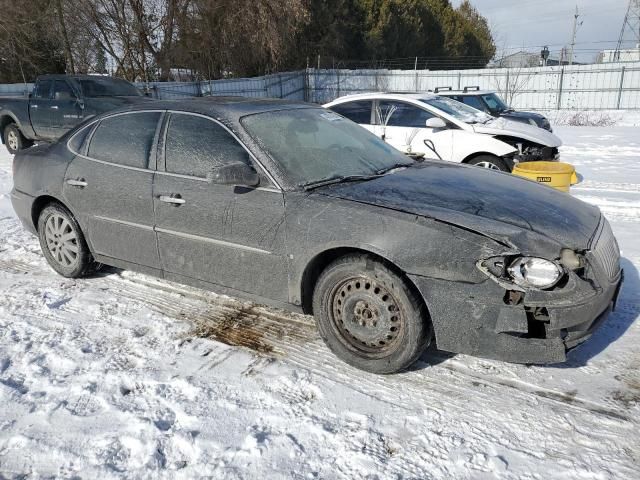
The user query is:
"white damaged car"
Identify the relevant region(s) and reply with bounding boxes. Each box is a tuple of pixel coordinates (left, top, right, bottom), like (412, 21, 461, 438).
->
(324, 93, 562, 172)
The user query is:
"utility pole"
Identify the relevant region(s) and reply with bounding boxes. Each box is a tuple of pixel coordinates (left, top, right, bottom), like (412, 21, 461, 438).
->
(568, 5, 582, 66)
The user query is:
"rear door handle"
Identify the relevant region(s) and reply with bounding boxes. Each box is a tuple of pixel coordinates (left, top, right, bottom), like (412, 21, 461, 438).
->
(51, 106, 59, 110)
(30, 104, 38, 109)
(66, 179, 87, 188)
(158, 194, 185, 205)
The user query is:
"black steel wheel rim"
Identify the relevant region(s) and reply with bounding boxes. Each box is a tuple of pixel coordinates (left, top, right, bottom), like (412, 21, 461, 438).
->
(329, 276, 405, 356)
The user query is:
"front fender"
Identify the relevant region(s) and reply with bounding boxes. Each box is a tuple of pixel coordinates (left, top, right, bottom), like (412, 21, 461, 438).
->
(0, 108, 36, 140)
(450, 130, 517, 163)
(284, 192, 509, 305)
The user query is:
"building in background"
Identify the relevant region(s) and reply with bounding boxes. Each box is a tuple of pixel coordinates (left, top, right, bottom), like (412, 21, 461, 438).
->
(598, 45, 640, 63)
(489, 50, 571, 68)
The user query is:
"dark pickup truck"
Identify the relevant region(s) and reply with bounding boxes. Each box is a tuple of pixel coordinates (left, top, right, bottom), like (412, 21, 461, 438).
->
(0, 74, 151, 154)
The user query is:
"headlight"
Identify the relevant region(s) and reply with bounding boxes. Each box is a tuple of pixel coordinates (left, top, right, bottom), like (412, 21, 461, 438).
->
(507, 257, 563, 289)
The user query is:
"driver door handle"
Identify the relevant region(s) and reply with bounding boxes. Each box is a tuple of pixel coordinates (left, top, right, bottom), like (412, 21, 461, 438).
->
(51, 106, 59, 110)
(158, 194, 185, 205)
(66, 178, 87, 188)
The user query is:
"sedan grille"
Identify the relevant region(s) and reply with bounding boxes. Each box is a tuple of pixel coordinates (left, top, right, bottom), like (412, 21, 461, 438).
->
(590, 219, 621, 280)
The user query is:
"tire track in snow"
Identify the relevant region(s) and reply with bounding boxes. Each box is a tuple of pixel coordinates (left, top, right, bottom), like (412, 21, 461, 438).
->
(0, 253, 635, 425)
(1, 230, 639, 476)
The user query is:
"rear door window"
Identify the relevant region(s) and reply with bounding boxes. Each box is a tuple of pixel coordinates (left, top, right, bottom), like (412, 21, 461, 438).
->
(377, 101, 435, 128)
(34, 80, 53, 99)
(88, 112, 161, 168)
(53, 80, 76, 101)
(164, 113, 250, 178)
(329, 101, 373, 125)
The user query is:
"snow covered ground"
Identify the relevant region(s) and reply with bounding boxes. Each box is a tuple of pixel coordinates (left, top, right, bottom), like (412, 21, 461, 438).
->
(0, 126, 639, 479)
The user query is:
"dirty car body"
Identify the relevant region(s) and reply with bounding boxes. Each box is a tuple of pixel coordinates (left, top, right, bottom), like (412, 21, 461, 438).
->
(11, 98, 622, 369)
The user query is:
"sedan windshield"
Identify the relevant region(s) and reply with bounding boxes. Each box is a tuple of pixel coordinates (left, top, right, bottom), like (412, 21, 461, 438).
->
(241, 108, 412, 187)
(79, 78, 141, 97)
(421, 96, 492, 124)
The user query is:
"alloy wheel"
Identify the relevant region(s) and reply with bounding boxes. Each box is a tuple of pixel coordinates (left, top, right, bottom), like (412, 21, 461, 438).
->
(44, 214, 79, 268)
(475, 161, 500, 170)
(7, 130, 18, 152)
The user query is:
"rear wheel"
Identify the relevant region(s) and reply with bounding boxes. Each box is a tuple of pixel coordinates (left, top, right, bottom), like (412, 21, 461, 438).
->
(3, 124, 32, 155)
(37, 203, 98, 278)
(467, 155, 509, 172)
(312, 254, 432, 374)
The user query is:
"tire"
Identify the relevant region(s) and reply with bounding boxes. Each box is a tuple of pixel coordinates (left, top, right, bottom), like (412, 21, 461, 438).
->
(312, 254, 432, 374)
(467, 155, 510, 172)
(37, 203, 98, 278)
(3, 124, 33, 155)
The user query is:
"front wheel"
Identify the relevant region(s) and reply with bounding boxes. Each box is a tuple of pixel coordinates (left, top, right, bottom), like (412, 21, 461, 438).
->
(3, 124, 32, 155)
(312, 255, 432, 374)
(467, 155, 510, 172)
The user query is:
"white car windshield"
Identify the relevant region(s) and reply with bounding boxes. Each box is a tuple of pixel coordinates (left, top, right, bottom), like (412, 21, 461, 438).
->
(421, 96, 493, 124)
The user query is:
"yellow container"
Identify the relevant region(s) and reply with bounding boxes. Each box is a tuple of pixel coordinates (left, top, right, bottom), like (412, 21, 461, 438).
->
(512, 161, 579, 193)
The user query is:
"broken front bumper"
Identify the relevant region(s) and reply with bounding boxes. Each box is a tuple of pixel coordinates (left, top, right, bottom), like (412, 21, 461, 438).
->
(409, 266, 623, 364)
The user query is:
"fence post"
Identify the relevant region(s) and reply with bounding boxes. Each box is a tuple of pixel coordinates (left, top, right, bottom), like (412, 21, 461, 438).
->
(414, 57, 418, 92)
(617, 66, 626, 110)
(279, 74, 284, 99)
(336, 68, 341, 98)
(457, 72, 461, 90)
(303, 69, 310, 102)
(505, 68, 510, 103)
(556, 67, 565, 110)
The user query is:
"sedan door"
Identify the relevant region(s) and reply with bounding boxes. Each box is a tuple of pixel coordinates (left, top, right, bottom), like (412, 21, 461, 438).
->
(63, 110, 163, 272)
(374, 100, 453, 161)
(153, 112, 289, 302)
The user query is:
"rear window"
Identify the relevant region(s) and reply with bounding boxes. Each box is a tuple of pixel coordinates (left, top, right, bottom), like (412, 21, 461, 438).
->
(79, 78, 141, 97)
(88, 112, 160, 168)
(34, 80, 52, 99)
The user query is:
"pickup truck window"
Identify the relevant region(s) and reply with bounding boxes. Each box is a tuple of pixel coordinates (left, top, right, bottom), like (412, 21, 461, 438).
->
(88, 112, 160, 168)
(34, 80, 53, 99)
(53, 80, 76, 101)
(79, 78, 141, 97)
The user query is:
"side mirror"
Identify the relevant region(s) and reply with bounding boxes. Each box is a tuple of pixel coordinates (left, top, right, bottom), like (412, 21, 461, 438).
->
(208, 161, 260, 187)
(426, 117, 447, 129)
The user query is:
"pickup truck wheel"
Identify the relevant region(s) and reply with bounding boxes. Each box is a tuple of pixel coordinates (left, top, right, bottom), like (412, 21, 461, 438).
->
(312, 254, 432, 374)
(3, 124, 32, 155)
(37, 204, 98, 278)
(467, 155, 509, 172)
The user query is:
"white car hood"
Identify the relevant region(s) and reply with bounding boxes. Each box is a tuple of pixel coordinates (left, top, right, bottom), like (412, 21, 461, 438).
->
(473, 117, 562, 147)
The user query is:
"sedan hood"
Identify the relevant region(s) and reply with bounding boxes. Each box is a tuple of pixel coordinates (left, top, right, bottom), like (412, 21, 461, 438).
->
(474, 117, 561, 147)
(319, 163, 601, 250)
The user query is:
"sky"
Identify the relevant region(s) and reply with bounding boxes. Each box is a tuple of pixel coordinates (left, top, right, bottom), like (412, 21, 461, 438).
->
(453, 0, 636, 63)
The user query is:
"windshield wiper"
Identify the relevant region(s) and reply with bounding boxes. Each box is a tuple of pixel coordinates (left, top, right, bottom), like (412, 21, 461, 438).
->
(375, 163, 410, 175)
(302, 173, 383, 191)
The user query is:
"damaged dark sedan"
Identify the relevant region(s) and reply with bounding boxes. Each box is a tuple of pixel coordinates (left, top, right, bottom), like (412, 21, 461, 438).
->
(10, 98, 623, 374)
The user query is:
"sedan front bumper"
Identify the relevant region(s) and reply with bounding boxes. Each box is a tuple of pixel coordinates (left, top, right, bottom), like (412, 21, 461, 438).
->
(409, 267, 623, 364)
